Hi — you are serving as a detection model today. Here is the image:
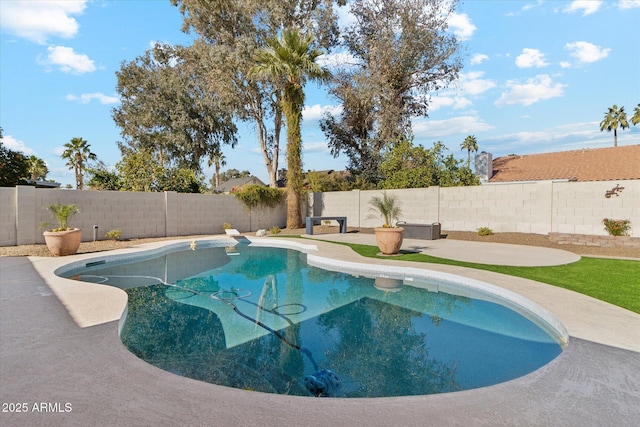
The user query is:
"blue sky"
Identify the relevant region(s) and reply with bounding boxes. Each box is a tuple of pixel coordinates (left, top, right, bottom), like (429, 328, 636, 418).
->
(1, 0, 639, 187)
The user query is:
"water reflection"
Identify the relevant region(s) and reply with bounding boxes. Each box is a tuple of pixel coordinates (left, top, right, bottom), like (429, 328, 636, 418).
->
(76, 244, 561, 397)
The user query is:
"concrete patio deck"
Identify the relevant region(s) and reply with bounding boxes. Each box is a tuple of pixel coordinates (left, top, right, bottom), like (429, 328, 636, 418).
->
(1, 235, 639, 426)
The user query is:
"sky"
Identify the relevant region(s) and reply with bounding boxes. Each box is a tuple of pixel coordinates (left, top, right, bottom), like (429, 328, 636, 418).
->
(1, 0, 639, 188)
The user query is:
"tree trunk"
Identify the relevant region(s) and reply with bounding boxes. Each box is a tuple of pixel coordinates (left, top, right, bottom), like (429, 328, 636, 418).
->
(283, 89, 304, 229)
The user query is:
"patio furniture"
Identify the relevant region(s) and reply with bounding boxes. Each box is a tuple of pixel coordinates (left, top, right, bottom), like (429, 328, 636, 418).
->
(396, 221, 441, 240)
(305, 216, 347, 235)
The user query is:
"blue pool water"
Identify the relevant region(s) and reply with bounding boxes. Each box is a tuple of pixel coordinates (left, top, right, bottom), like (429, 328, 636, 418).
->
(63, 241, 563, 398)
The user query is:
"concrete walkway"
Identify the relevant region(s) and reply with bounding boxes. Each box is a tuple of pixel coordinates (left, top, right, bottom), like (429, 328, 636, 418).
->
(1, 236, 639, 426)
(307, 233, 581, 266)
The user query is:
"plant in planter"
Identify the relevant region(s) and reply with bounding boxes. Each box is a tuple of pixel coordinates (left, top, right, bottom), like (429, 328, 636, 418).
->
(368, 192, 404, 255)
(42, 203, 82, 256)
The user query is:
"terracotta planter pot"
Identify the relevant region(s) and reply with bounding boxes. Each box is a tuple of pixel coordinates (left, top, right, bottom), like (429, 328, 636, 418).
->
(43, 228, 82, 256)
(374, 227, 404, 255)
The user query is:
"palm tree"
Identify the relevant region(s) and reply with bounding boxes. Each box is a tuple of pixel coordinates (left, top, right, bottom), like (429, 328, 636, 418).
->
(599, 105, 629, 147)
(26, 155, 49, 181)
(631, 103, 640, 126)
(208, 149, 226, 189)
(460, 135, 478, 167)
(251, 28, 331, 228)
(61, 137, 97, 189)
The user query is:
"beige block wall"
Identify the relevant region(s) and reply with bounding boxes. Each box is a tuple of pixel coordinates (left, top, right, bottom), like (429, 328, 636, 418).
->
(438, 182, 554, 234)
(0, 187, 17, 246)
(2, 180, 638, 246)
(308, 180, 640, 238)
(552, 180, 640, 236)
(1, 187, 289, 246)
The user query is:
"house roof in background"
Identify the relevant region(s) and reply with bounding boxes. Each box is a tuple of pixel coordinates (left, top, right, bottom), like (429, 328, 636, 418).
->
(489, 145, 640, 182)
(215, 176, 265, 193)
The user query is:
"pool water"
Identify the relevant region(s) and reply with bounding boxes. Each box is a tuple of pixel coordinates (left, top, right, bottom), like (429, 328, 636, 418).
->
(65, 242, 563, 398)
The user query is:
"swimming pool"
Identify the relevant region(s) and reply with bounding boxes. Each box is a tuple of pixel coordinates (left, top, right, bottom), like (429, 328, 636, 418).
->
(60, 238, 566, 398)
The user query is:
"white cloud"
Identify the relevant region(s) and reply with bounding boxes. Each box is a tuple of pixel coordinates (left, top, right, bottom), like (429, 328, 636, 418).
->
(470, 54, 489, 65)
(563, 1, 603, 16)
(302, 104, 343, 121)
(40, 46, 96, 74)
(565, 41, 610, 63)
(495, 74, 566, 107)
(413, 116, 494, 138)
(619, 0, 640, 9)
(515, 48, 549, 68)
(429, 96, 472, 111)
(459, 71, 497, 96)
(560, 61, 572, 68)
(448, 13, 476, 41)
(0, 0, 87, 44)
(66, 93, 119, 104)
(429, 71, 495, 112)
(1, 135, 35, 155)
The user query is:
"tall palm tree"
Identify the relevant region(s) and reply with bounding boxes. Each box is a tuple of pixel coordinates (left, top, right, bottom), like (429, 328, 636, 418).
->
(631, 103, 640, 126)
(26, 155, 49, 181)
(251, 28, 330, 228)
(61, 137, 97, 189)
(460, 135, 478, 167)
(208, 149, 226, 189)
(599, 105, 629, 147)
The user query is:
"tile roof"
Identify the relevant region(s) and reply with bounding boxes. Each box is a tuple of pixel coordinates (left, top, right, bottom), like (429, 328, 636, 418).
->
(489, 144, 640, 182)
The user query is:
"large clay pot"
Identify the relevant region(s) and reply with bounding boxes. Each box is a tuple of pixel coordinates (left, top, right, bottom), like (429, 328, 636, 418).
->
(43, 228, 82, 256)
(374, 227, 404, 255)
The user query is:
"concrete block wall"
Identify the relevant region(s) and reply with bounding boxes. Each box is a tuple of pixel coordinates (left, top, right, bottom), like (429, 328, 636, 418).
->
(552, 180, 640, 236)
(2, 180, 638, 246)
(175, 193, 287, 236)
(307, 179, 640, 238)
(1, 187, 288, 246)
(34, 189, 167, 243)
(0, 187, 17, 246)
(439, 182, 554, 234)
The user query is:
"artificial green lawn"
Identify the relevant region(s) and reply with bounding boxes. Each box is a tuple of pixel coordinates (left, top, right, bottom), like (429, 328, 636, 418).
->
(340, 242, 640, 314)
(276, 235, 639, 313)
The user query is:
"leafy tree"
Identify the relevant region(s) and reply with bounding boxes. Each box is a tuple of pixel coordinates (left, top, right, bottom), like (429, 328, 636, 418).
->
(306, 170, 350, 192)
(631, 103, 640, 126)
(460, 135, 478, 168)
(600, 104, 629, 147)
(115, 147, 204, 193)
(61, 137, 96, 189)
(171, 0, 343, 187)
(219, 169, 251, 183)
(252, 28, 331, 228)
(87, 161, 122, 191)
(379, 138, 439, 189)
(379, 139, 479, 189)
(0, 133, 29, 187)
(26, 155, 49, 181)
(113, 43, 237, 173)
(321, 0, 462, 185)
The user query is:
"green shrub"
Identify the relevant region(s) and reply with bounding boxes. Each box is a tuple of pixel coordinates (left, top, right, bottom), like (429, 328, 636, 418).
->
(477, 227, 493, 236)
(233, 185, 286, 210)
(602, 218, 631, 236)
(222, 223, 233, 230)
(43, 203, 79, 231)
(269, 226, 281, 235)
(105, 229, 122, 241)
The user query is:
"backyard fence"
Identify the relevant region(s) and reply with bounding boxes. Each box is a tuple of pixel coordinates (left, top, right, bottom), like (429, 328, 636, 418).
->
(1, 179, 638, 246)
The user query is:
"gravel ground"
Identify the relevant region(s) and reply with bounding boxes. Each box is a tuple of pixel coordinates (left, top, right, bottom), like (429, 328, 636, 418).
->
(1, 227, 638, 259)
